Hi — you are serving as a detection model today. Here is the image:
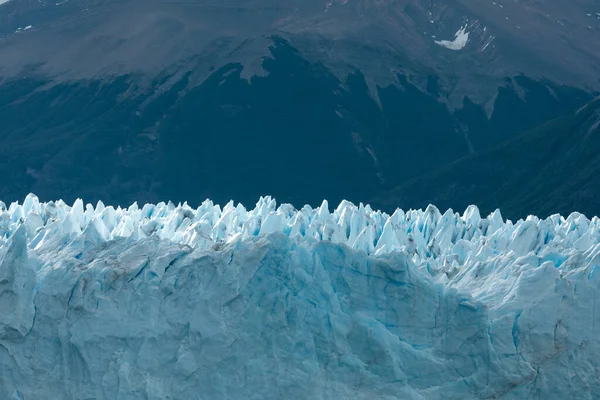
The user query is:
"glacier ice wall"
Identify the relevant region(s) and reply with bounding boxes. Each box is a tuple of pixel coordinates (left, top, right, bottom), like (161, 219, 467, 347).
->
(0, 194, 599, 399)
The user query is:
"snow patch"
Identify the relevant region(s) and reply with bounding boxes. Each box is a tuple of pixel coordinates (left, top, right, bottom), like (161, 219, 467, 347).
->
(435, 25, 470, 50)
(15, 26, 33, 33)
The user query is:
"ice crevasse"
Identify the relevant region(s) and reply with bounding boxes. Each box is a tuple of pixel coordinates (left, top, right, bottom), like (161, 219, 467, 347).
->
(0, 194, 599, 399)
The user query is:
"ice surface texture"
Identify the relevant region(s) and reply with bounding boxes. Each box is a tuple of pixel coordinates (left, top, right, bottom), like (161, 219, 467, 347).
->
(0, 194, 599, 399)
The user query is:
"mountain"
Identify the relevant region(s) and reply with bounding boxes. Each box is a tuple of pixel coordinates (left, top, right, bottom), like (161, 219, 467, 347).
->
(2, 0, 599, 92)
(1, 0, 599, 214)
(372, 97, 600, 219)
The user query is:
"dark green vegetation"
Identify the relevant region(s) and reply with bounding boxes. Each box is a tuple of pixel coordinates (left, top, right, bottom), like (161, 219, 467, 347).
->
(0, 39, 595, 219)
(374, 98, 600, 219)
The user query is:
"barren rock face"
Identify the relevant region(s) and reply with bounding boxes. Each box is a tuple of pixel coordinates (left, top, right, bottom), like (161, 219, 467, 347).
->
(1, 0, 599, 96)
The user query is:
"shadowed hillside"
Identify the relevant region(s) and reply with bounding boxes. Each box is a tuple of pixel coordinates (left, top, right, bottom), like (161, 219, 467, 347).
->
(372, 98, 600, 219)
(0, 40, 591, 211)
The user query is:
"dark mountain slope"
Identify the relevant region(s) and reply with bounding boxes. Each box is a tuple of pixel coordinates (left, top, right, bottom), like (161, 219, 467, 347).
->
(371, 98, 600, 219)
(0, 0, 599, 213)
(0, 39, 591, 208)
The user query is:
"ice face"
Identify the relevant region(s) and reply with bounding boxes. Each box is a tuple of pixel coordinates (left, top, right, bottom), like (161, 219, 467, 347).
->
(0, 194, 599, 399)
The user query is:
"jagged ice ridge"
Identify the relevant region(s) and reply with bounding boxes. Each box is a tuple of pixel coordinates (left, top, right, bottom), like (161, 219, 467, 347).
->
(1, 194, 599, 399)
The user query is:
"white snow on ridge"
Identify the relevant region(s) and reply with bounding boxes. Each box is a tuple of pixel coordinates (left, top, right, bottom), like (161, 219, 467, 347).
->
(435, 25, 470, 50)
(1, 194, 599, 399)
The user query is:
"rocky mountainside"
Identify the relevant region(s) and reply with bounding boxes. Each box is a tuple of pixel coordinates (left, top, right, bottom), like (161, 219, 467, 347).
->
(1, 0, 599, 215)
(2, 0, 599, 93)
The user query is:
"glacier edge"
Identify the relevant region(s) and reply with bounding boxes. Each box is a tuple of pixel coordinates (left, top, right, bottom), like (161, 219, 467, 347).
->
(0, 194, 599, 399)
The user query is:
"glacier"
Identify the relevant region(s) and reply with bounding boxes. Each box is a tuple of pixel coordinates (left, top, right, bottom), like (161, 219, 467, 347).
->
(0, 194, 599, 399)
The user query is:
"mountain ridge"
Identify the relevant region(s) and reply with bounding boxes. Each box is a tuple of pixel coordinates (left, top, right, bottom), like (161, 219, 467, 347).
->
(1, 0, 599, 104)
